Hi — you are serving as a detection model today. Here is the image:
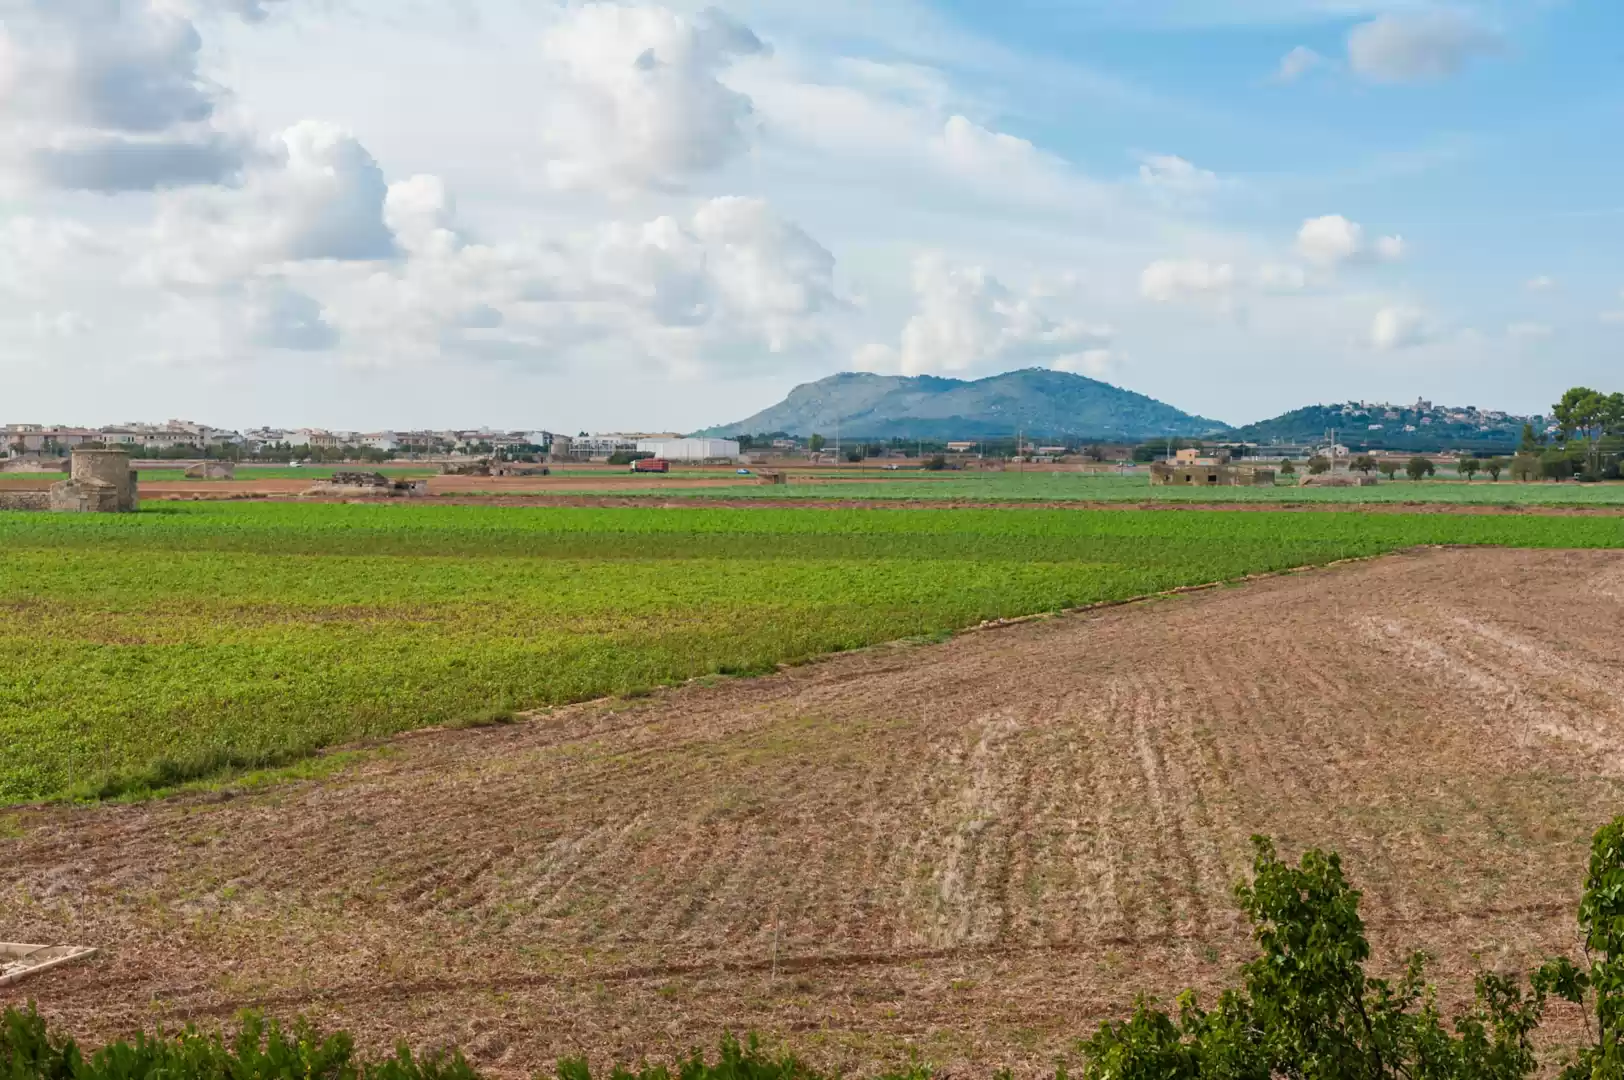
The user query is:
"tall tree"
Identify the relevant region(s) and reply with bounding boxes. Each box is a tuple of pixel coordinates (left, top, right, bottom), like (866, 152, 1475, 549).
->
(1554, 387, 1613, 475)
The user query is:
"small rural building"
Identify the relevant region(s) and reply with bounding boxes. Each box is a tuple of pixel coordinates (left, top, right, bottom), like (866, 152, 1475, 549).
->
(635, 437, 741, 463)
(1150, 448, 1275, 487)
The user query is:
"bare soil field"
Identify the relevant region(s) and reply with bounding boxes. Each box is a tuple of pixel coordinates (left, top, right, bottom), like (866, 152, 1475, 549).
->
(3, 547, 1622, 1075)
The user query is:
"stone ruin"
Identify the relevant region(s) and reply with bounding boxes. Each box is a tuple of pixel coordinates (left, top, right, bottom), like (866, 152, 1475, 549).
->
(304, 472, 428, 498)
(1297, 473, 1378, 488)
(490, 461, 551, 477)
(0, 456, 68, 473)
(47, 449, 139, 512)
(440, 458, 552, 478)
(184, 461, 236, 480)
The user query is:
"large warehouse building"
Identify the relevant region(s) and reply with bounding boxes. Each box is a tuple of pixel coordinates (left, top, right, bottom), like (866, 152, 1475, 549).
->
(636, 437, 741, 462)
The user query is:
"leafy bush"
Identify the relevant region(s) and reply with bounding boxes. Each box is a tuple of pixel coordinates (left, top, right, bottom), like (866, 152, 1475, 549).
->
(0, 1015, 927, 1080)
(1081, 836, 1546, 1079)
(0, 1010, 480, 1080)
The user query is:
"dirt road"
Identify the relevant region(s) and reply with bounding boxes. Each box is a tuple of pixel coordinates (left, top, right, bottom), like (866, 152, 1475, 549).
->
(3, 548, 1620, 1075)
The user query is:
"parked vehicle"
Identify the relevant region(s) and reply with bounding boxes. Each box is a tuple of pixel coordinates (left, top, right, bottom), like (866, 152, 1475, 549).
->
(631, 458, 669, 473)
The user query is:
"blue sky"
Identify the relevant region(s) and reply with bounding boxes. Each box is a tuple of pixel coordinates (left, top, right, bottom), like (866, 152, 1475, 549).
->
(0, 0, 1617, 431)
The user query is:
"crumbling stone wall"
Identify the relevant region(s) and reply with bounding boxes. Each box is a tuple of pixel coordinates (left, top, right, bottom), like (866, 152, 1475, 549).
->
(0, 491, 50, 511)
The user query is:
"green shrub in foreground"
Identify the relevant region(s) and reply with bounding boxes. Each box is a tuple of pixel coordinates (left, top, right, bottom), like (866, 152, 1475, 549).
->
(0, 1017, 925, 1080)
(1081, 815, 1624, 1079)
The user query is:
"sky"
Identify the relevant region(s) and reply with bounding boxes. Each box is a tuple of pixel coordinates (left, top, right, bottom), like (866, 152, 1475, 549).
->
(0, 0, 1619, 433)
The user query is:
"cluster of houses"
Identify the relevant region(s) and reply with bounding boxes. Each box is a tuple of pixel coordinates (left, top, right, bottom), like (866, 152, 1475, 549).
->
(1331, 398, 1554, 436)
(3, 421, 743, 463)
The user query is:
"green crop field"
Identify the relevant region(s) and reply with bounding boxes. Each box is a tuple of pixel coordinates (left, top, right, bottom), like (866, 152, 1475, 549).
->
(3, 500, 1622, 804)
(619, 471, 1624, 505)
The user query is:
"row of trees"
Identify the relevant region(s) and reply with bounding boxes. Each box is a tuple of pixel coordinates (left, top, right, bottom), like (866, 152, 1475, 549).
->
(1286, 455, 1442, 480)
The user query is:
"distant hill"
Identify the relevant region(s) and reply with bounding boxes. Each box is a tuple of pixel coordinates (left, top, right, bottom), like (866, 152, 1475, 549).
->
(1230, 400, 1546, 453)
(705, 369, 1229, 441)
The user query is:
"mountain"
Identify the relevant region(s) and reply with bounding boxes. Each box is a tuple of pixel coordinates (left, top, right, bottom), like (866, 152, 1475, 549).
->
(1229, 400, 1546, 452)
(705, 369, 1229, 441)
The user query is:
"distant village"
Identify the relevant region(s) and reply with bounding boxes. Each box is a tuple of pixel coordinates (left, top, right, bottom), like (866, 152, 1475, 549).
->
(1316, 398, 1551, 437)
(2, 421, 746, 464)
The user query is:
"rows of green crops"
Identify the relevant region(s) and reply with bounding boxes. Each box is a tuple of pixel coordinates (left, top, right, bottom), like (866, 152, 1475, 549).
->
(618, 471, 1624, 505)
(3, 501, 1621, 804)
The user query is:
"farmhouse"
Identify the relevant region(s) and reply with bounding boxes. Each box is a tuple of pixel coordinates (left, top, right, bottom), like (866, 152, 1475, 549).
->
(1150, 447, 1276, 487)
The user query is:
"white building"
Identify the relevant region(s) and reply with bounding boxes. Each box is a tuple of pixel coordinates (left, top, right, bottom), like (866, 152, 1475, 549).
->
(636, 437, 741, 462)
(571, 433, 641, 458)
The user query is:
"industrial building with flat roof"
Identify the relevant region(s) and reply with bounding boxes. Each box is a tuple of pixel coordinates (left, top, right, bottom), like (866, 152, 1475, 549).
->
(636, 437, 741, 462)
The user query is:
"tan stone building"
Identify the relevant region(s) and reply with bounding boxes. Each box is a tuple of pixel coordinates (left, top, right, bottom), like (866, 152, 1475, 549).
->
(1150, 447, 1276, 487)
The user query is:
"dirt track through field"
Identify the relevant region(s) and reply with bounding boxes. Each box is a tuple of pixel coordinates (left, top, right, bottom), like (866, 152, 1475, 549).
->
(4, 547, 1622, 1075)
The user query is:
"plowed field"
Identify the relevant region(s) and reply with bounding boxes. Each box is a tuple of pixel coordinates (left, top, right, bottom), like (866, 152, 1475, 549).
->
(4, 547, 1620, 1075)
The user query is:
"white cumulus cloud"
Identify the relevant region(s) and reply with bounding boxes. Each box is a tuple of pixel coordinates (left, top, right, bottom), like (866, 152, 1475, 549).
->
(858, 254, 1110, 376)
(1347, 13, 1500, 84)
(0, 0, 256, 191)
(539, 3, 768, 191)
(146, 120, 397, 286)
(1369, 305, 1432, 350)
(1137, 153, 1218, 198)
(1295, 214, 1404, 268)
(1275, 45, 1325, 83)
(1140, 259, 1235, 303)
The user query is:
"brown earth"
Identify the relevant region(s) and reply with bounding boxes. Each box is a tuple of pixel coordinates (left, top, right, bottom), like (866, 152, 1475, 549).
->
(4, 547, 1622, 1075)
